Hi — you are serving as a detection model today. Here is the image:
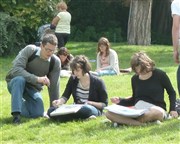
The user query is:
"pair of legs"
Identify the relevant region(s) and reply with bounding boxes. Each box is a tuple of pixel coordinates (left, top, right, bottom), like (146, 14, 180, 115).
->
(177, 65, 180, 96)
(47, 104, 101, 122)
(7, 76, 44, 118)
(55, 32, 70, 48)
(94, 69, 116, 76)
(105, 106, 166, 126)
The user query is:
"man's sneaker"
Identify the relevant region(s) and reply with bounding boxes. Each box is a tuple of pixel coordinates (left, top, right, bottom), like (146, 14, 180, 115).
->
(12, 115, 20, 124)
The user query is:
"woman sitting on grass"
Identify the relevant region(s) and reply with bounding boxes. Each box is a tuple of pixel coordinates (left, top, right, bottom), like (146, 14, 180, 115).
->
(56, 47, 74, 77)
(95, 37, 120, 76)
(47, 55, 108, 122)
(105, 51, 178, 126)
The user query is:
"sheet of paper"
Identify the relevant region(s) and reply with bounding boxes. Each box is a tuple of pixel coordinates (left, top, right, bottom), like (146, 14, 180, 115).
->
(105, 104, 147, 118)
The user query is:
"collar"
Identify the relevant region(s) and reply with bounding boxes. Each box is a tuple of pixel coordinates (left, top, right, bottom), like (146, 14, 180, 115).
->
(36, 47, 51, 62)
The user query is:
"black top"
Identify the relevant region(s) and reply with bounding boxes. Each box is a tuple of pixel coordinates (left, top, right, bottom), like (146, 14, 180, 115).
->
(61, 74, 108, 112)
(119, 69, 176, 112)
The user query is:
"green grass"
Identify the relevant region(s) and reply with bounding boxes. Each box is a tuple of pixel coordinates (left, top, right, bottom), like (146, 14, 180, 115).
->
(0, 42, 180, 144)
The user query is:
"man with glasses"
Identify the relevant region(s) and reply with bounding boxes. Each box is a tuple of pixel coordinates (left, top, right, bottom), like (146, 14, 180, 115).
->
(6, 34, 61, 124)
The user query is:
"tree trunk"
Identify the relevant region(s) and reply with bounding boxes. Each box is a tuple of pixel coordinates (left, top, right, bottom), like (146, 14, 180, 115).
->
(127, 0, 152, 45)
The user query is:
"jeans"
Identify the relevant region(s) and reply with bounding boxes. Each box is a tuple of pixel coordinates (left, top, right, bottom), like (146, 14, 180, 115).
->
(7, 76, 44, 118)
(47, 104, 101, 122)
(98, 69, 116, 76)
(177, 65, 180, 97)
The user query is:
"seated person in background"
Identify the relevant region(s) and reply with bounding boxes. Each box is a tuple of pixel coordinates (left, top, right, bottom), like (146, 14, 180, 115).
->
(56, 47, 74, 77)
(95, 37, 120, 76)
(105, 51, 178, 126)
(47, 55, 108, 122)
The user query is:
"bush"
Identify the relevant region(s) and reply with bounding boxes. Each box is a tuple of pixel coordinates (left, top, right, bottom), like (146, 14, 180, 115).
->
(0, 12, 25, 56)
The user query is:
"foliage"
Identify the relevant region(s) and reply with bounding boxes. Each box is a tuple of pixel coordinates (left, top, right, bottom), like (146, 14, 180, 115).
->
(0, 0, 59, 43)
(1, 42, 180, 144)
(0, 12, 25, 56)
(0, 0, 174, 45)
(68, 0, 129, 42)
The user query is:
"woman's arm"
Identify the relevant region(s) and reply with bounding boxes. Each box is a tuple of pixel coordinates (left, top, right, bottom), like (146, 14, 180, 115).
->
(51, 16, 60, 27)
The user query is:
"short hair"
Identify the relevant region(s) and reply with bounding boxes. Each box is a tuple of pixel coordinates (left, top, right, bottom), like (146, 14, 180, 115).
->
(57, 1, 68, 11)
(41, 33, 58, 47)
(131, 51, 155, 74)
(70, 55, 91, 75)
(97, 37, 110, 56)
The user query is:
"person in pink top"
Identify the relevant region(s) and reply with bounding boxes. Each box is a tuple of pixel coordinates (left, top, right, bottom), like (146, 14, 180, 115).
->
(95, 37, 120, 76)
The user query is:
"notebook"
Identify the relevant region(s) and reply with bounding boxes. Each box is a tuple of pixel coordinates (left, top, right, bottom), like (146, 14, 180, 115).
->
(104, 104, 148, 118)
(50, 104, 83, 116)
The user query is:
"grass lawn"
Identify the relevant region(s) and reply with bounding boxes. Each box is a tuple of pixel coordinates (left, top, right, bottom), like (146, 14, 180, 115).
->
(0, 42, 180, 144)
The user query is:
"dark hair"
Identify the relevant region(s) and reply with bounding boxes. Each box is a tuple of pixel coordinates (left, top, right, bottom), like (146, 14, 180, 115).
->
(70, 55, 91, 75)
(56, 47, 71, 65)
(41, 34, 58, 46)
(57, 47, 69, 56)
(131, 51, 155, 74)
(97, 37, 110, 56)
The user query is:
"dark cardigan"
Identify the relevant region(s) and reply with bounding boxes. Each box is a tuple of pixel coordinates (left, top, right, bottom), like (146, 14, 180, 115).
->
(61, 74, 108, 111)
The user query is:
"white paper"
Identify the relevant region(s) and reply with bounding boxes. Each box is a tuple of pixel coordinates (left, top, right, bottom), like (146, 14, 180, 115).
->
(50, 104, 83, 116)
(104, 104, 148, 118)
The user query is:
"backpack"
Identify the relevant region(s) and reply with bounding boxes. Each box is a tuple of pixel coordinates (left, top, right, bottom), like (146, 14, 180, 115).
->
(37, 24, 54, 41)
(28, 49, 55, 75)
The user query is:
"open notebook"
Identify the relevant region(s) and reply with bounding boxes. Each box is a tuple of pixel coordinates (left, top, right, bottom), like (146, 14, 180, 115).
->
(50, 104, 84, 116)
(104, 104, 148, 118)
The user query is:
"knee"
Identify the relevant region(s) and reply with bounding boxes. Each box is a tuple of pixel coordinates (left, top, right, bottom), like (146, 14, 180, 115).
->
(31, 98, 44, 118)
(12, 76, 26, 86)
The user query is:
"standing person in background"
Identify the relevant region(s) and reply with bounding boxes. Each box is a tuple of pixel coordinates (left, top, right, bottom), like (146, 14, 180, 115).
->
(47, 55, 108, 122)
(105, 52, 178, 126)
(6, 34, 61, 124)
(56, 47, 74, 77)
(171, 0, 180, 96)
(95, 37, 120, 76)
(50, 1, 71, 48)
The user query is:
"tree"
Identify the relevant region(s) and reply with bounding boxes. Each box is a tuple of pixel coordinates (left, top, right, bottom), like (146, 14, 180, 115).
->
(127, 0, 152, 45)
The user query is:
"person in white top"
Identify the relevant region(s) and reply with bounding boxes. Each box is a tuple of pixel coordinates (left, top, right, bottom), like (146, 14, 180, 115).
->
(95, 37, 120, 76)
(50, 1, 71, 48)
(171, 0, 180, 96)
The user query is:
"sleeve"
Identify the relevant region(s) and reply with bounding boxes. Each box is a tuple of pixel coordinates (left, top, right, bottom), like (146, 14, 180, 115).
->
(96, 53, 101, 69)
(61, 76, 75, 102)
(97, 79, 108, 107)
(171, 1, 180, 16)
(118, 76, 135, 106)
(6, 45, 38, 85)
(160, 71, 176, 111)
(48, 56, 61, 107)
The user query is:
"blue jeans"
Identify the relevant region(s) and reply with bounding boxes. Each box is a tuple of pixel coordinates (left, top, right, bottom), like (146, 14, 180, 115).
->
(47, 104, 101, 122)
(7, 76, 44, 118)
(177, 65, 180, 96)
(98, 69, 116, 76)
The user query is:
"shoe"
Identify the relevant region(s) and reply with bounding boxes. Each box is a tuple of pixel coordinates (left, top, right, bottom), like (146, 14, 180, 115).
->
(12, 115, 20, 124)
(43, 111, 49, 119)
(87, 115, 96, 120)
(152, 120, 162, 125)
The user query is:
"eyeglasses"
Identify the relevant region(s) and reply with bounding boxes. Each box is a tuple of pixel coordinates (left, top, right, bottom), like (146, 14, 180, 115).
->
(44, 47, 55, 53)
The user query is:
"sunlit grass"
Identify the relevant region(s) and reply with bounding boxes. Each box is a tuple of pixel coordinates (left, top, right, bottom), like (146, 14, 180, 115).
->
(1, 42, 180, 144)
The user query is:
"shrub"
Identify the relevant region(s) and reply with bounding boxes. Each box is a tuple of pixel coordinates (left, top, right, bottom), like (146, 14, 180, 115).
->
(0, 12, 25, 56)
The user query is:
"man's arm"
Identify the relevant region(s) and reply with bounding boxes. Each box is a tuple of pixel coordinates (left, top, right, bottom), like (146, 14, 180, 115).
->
(48, 56, 61, 107)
